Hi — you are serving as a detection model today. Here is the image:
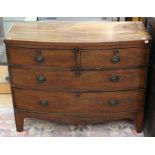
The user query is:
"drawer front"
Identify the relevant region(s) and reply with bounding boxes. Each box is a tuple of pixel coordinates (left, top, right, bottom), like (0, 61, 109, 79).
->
(81, 48, 148, 68)
(8, 48, 75, 68)
(10, 67, 145, 91)
(14, 89, 144, 113)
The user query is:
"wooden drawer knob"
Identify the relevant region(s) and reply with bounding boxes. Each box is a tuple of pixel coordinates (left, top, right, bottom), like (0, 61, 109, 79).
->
(111, 55, 120, 64)
(109, 75, 120, 82)
(36, 76, 46, 83)
(35, 55, 44, 64)
(39, 100, 48, 106)
(108, 99, 119, 106)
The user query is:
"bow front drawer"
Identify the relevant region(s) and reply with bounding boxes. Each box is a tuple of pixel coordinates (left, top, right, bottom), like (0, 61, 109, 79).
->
(14, 89, 144, 113)
(81, 48, 148, 68)
(10, 67, 146, 91)
(7, 48, 75, 68)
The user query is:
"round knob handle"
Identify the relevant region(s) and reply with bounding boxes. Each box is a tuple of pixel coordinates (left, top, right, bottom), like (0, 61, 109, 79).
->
(111, 55, 120, 64)
(36, 76, 46, 83)
(109, 75, 120, 82)
(35, 55, 44, 64)
(109, 99, 119, 106)
(39, 100, 48, 106)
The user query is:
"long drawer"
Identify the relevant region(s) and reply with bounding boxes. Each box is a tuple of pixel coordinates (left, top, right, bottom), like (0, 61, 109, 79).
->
(14, 89, 144, 113)
(10, 67, 146, 91)
(8, 47, 148, 68)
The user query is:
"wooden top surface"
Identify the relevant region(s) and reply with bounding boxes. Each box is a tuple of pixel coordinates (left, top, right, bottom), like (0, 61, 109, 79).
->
(5, 21, 151, 46)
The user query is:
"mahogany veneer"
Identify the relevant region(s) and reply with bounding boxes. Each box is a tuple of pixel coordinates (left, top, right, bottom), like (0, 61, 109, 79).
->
(4, 21, 151, 132)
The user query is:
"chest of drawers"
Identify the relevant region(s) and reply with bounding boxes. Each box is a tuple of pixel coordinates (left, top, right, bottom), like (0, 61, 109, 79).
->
(4, 21, 151, 132)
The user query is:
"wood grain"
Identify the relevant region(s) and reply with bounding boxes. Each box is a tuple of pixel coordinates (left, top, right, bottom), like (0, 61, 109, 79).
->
(14, 89, 144, 113)
(81, 48, 148, 68)
(8, 47, 149, 69)
(8, 47, 75, 68)
(10, 67, 146, 91)
(14, 110, 136, 129)
(4, 22, 151, 47)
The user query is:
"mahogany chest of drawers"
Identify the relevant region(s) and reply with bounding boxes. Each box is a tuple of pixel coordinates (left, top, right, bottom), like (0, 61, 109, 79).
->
(4, 21, 151, 132)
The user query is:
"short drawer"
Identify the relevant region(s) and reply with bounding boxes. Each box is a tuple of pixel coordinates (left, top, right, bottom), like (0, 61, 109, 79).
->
(14, 89, 144, 113)
(7, 47, 75, 68)
(10, 67, 146, 91)
(81, 48, 148, 68)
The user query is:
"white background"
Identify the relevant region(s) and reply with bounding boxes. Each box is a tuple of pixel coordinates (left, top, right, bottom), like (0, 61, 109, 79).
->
(0, 0, 155, 155)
